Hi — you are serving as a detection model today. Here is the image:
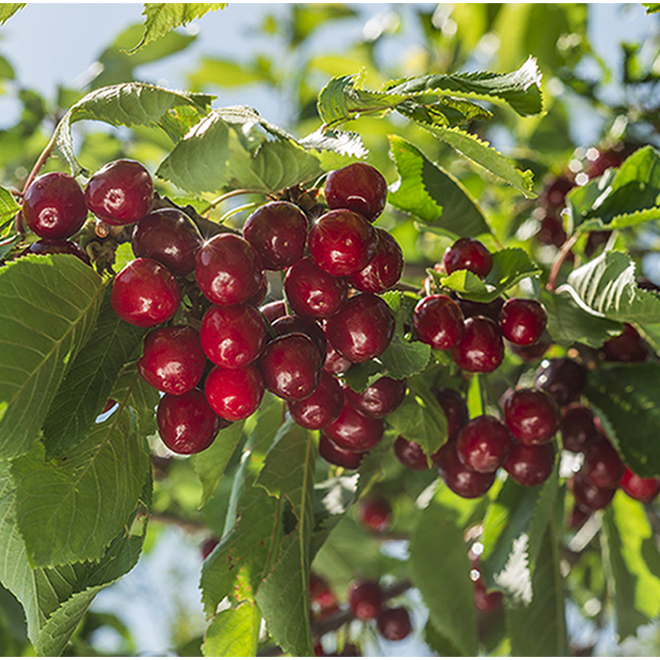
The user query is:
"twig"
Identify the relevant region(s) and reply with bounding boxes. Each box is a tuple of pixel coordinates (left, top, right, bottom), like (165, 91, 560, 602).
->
(547, 234, 578, 292)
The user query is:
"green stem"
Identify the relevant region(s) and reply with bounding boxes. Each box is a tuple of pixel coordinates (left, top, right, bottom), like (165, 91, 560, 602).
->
(200, 189, 264, 215)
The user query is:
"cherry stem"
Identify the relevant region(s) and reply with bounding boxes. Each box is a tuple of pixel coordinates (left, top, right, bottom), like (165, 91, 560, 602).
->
(547, 233, 578, 292)
(21, 134, 56, 196)
(201, 189, 264, 215)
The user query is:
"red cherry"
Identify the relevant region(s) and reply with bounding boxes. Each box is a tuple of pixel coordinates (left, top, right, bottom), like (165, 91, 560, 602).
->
(473, 578, 503, 612)
(560, 403, 597, 453)
(542, 175, 575, 208)
(413, 295, 465, 350)
(201, 536, 219, 560)
(204, 364, 264, 421)
(508, 334, 551, 362)
(348, 579, 383, 620)
(376, 607, 412, 641)
(499, 298, 547, 346)
(443, 238, 493, 279)
(504, 388, 559, 445)
(435, 440, 496, 498)
(430, 387, 469, 441)
(271, 315, 327, 359)
(344, 376, 406, 419)
(583, 434, 624, 489)
(458, 296, 504, 324)
(601, 323, 648, 362)
(284, 257, 348, 319)
(318, 433, 365, 469)
(349, 228, 403, 293)
(324, 162, 388, 221)
(456, 415, 512, 474)
(451, 316, 504, 373)
(394, 436, 430, 470)
(323, 338, 352, 376)
(571, 471, 616, 510)
(503, 441, 555, 486)
(537, 214, 567, 247)
(358, 495, 393, 533)
(620, 466, 660, 502)
(288, 371, 344, 430)
(26, 238, 91, 265)
(324, 400, 384, 453)
(534, 358, 586, 407)
(259, 299, 287, 323)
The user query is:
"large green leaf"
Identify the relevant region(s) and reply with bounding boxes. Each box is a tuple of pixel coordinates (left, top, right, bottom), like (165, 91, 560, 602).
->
(202, 601, 259, 657)
(0, 186, 20, 229)
(0, 4, 24, 26)
(0, 255, 104, 460)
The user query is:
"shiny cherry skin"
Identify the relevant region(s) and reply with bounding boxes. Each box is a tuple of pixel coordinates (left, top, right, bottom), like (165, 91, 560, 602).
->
(22, 172, 88, 239)
(583, 434, 624, 489)
(284, 256, 348, 319)
(271, 315, 327, 359)
(435, 440, 496, 498)
(560, 403, 597, 453)
(458, 296, 504, 324)
(138, 325, 206, 395)
(359, 495, 393, 533)
(443, 238, 493, 279)
(344, 376, 406, 419)
(348, 579, 383, 620)
(394, 436, 430, 470)
(200, 303, 267, 369)
(413, 295, 465, 350)
(156, 389, 223, 455)
(534, 358, 587, 407)
(325, 293, 395, 363)
(258, 333, 322, 401)
(196, 234, 263, 306)
(431, 387, 469, 441)
(318, 433, 365, 469)
(499, 298, 547, 346)
(131, 207, 202, 276)
(349, 228, 403, 293)
(324, 162, 388, 222)
(456, 415, 512, 474)
(508, 334, 551, 362)
(601, 323, 648, 362)
(259, 299, 287, 323)
(324, 400, 384, 453)
(85, 159, 153, 226)
(288, 371, 344, 430)
(26, 238, 91, 265)
(504, 388, 560, 445)
(620, 466, 660, 502)
(451, 316, 504, 373)
(111, 257, 180, 327)
(243, 201, 308, 270)
(246, 273, 268, 307)
(308, 209, 377, 277)
(323, 337, 352, 376)
(204, 364, 264, 421)
(503, 441, 555, 486)
(377, 607, 411, 641)
(571, 470, 616, 511)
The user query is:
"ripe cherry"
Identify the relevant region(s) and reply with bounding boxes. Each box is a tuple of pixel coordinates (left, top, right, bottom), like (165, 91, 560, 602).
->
(247, 273, 268, 307)
(451, 316, 504, 373)
(458, 296, 504, 324)
(348, 579, 383, 620)
(26, 238, 91, 265)
(499, 298, 547, 346)
(394, 436, 430, 470)
(324, 162, 387, 222)
(504, 388, 559, 445)
(473, 578, 503, 612)
(534, 358, 587, 407)
(503, 441, 555, 486)
(349, 228, 403, 293)
(259, 299, 287, 323)
(204, 364, 264, 421)
(111, 257, 180, 327)
(22, 172, 87, 239)
(358, 495, 393, 533)
(571, 470, 616, 511)
(456, 415, 512, 474)
(435, 440, 496, 498)
(138, 325, 206, 395)
(537, 214, 567, 247)
(443, 238, 493, 279)
(132, 207, 202, 276)
(288, 371, 344, 430)
(601, 323, 648, 362)
(318, 433, 364, 469)
(243, 201, 308, 270)
(583, 434, 624, 489)
(431, 387, 469, 441)
(201, 536, 219, 560)
(344, 376, 406, 419)
(324, 400, 384, 453)
(85, 159, 154, 226)
(323, 338, 352, 376)
(377, 607, 412, 641)
(560, 403, 596, 453)
(156, 389, 223, 454)
(542, 175, 574, 208)
(620, 466, 660, 502)
(271, 315, 327, 359)
(508, 334, 551, 362)
(413, 295, 465, 350)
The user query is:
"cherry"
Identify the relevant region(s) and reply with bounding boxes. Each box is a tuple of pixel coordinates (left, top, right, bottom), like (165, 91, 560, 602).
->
(601, 323, 648, 362)
(324, 293, 395, 363)
(413, 295, 465, 350)
(288, 371, 344, 430)
(586, 148, 625, 179)
(323, 338, 352, 376)
(138, 325, 206, 395)
(620, 466, 660, 503)
(318, 433, 364, 469)
(85, 159, 154, 226)
(457, 296, 504, 324)
(394, 436, 430, 470)
(534, 358, 587, 407)
(537, 214, 567, 247)
(258, 333, 322, 401)
(324, 162, 387, 222)
(131, 207, 202, 276)
(200, 303, 267, 369)
(308, 209, 377, 277)
(344, 376, 406, 419)
(243, 201, 308, 270)
(560, 403, 596, 453)
(503, 441, 555, 486)
(473, 578, 503, 612)
(204, 364, 264, 421)
(435, 440, 496, 498)
(451, 316, 504, 373)
(567, 503, 591, 530)
(499, 298, 547, 346)
(571, 470, 616, 511)
(111, 257, 180, 327)
(26, 238, 91, 265)
(259, 299, 287, 323)
(584, 230, 612, 258)
(271, 315, 327, 359)
(324, 400, 384, 453)
(542, 175, 574, 209)
(309, 572, 338, 615)
(348, 579, 383, 620)
(504, 388, 559, 445)
(583, 434, 624, 489)
(196, 234, 263, 306)
(201, 536, 219, 560)
(246, 273, 269, 307)
(349, 228, 403, 293)
(508, 333, 551, 362)
(377, 607, 411, 641)
(156, 389, 223, 454)
(22, 172, 87, 239)
(456, 415, 512, 474)
(443, 238, 493, 279)
(431, 387, 469, 441)
(359, 495, 393, 533)
(284, 257, 348, 319)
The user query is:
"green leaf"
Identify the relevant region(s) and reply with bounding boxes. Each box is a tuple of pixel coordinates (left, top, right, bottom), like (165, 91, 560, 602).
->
(189, 56, 274, 89)
(424, 619, 463, 656)
(409, 500, 477, 656)
(643, 3, 660, 13)
(131, 3, 227, 53)
(111, 360, 160, 438)
(0, 186, 20, 228)
(584, 363, 660, 477)
(0, 255, 104, 460)
(0, 4, 24, 26)
(202, 602, 258, 657)
(388, 136, 491, 237)
(298, 128, 367, 158)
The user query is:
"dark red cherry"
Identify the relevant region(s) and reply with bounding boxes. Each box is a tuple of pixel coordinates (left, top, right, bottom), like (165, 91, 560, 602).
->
(567, 502, 591, 530)
(156, 389, 223, 455)
(26, 238, 91, 265)
(204, 364, 264, 421)
(243, 201, 308, 270)
(259, 299, 287, 323)
(376, 607, 411, 641)
(271, 315, 327, 359)
(560, 403, 597, 453)
(258, 333, 322, 401)
(201, 536, 219, 560)
(542, 175, 575, 209)
(349, 228, 403, 293)
(324, 162, 387, 222)
(587, 148, 625, 179)
(323, 337, 353, 376)
(324, 400, 384, 453)
(451, 316, 504, 373)
(583, 434, 624, 489)
(601, 323, 648, 362)
(443, 238, 493, 279)
(413, 295, 465, 350)
(499, 298, 547, 346)
(318, 433, 364, 469)
(504, 388, 559, 445)
(131, 207, 202, 276)
(473, 578, 503, 612)
(284, 257, 348, 319)
(358, 495, 393, 533)
(111, 257, 180, 327)
(288, 371, 344, 430)
(308, 209, 377, 277)
(584, 230, 612, 258)
(195, 234, 263, 306)
(348, 579, 383, 620)
(430, 387, 469, 441)
(435, 440, 496, 498)
(457, 296, 504, 324)
(324, 293, 395, 363)
(534, 358, 587, 407)
(537, 214, 567, 247)
(394, 436, 430, 470)
(503, 441, 555, 486)
(620, 466, 660, 503)
(309, 572, 337, 611)
(246, 272, 268, 307)
(138, 325, 206, 395)
(508, 333, 551, 362)
(571, 470, 616, 511)
(85, 159, 154, 226)
(200, 303, 267, 369)
(22, 172, 87, 239)
(456, 415, 512, 474)
(344, 376, 406, 419)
